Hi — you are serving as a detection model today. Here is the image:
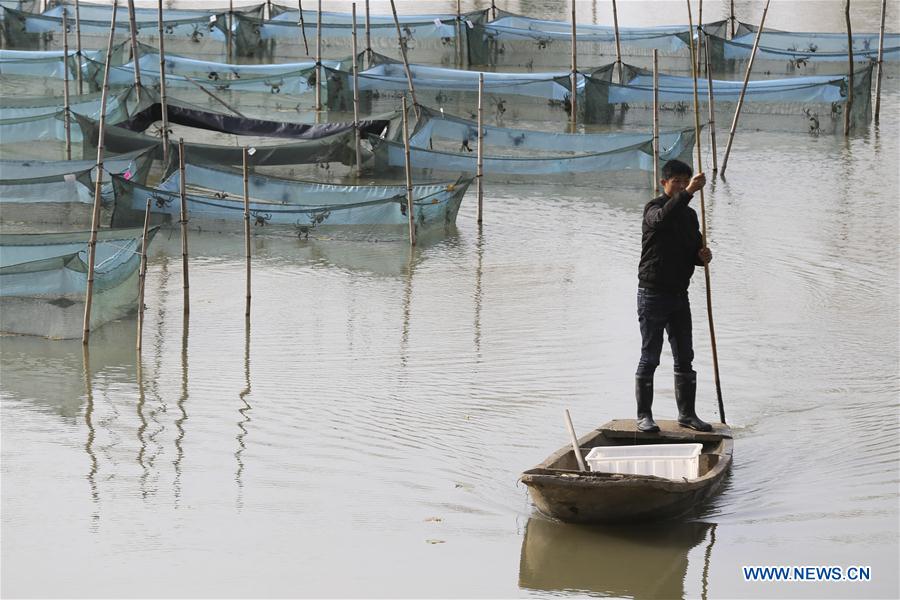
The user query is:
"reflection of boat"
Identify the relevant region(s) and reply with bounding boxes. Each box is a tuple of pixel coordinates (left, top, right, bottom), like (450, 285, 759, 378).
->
(0, 227, 156, 339)
(519, 517, 714, 598)
(521, 419, 732, 523)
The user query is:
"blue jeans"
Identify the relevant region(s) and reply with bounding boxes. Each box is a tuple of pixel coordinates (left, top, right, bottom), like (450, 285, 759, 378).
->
(636, 288, 694, 377)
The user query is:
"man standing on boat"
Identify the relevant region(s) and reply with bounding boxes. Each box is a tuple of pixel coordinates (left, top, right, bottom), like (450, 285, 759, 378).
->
(635, 159, 713, 433)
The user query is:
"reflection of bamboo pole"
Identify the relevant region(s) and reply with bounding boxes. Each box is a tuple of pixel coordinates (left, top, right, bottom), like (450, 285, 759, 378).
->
(63, 12, 72, 161)
(720, 0, 770, 176)
(297, 0, 309, 56)
(243, 147, 252, 317)
(611, 0, 623, 84)
(704, 31, 719, 173)
(179, 138, 189, 312)
(401, 97, 416, 247)
(652, 49, 659, 195)
(843, 0, 854, 137)
(874, 0, 886, 121)
(315, 0, 322, 111)
(686, 0, 725, 424)
(476, 73, 484, 223)
(157, 0, 170, 167)
(126, 0, 142, 102)
(390, 0, 420, 119)
(570, 1, 577, 129)
(136, 198, 151, 353)
(82, 0, 118, 346)
(351, 4, 362, 176)
(75, 0, 83, 94)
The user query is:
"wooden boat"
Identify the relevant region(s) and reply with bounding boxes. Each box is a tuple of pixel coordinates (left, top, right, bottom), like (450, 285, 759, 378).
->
(520, 419, 732, 524)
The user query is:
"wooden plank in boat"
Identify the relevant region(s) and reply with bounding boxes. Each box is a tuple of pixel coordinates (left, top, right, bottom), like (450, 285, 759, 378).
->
(599, 419, 733, 441)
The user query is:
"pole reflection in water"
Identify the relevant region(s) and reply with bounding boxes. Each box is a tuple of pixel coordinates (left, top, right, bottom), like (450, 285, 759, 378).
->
(235, 316, 252, 508)
(473, 226, 484, 357)
(399, 247, 416, 368)
(81, 346, 100, 529)
(136, 351, 150, 498)
(518, 517, 715, 599)
(173, 311, 189, 507)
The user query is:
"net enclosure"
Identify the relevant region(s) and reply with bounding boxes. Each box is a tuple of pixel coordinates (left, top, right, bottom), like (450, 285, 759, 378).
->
(0, 226, 156, 339)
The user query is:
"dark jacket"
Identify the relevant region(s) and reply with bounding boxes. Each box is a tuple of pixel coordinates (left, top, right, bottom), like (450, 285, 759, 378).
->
(638, 191, 705, 293)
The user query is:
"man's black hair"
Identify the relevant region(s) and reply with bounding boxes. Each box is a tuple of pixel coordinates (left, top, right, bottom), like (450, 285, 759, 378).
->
(661, 159, 693, 179)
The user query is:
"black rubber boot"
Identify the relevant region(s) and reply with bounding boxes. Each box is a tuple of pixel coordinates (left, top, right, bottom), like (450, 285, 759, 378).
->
(636, 376, 660, 433)
(675, 371, 712, 432)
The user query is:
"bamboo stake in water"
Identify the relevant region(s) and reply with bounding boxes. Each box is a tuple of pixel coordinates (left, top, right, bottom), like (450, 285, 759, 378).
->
(874, 0, 886, 122)
(476, 72, 484, 223)
(389, 0, 420, 119)
(456, 0, 463, 67)
(720, 0, 770, 176)
(704, 30, 719, 173)
(491, 0, 497, 20)
(82, 0, 119, 346)
(315, 0, 322, 111)
(611, 0, 623, 84)
(401, 97, 416, 247)
(697, 0, 704, 76)
(136, 198, 151, 353)
(178, 138, 189, 312)
(157, 0, 170, 167)
(844, 0, 854, 137)
(365, 0, 372, 66)
(652, 49, 659, 195)
(564, 409, 587, 472)
(63, 12, 72, 160)
(243, 147, 252, 317)
(228, 0, 234, 60)
(75, 0, 83, 94)
(686, 0, 725, 424)
(297, 0, 309, 56)
(126, 0, 142, 102)
(570, 0, 577, 130)
(729, 0, 736, 39)
(351, 4, 362, 176)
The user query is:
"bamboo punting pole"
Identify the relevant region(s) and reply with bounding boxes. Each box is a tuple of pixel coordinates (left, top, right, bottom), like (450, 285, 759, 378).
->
(365, 0, 372, 66)
(389, 0, 420, 119)
(652, 49, 659, 195)
(136, 198, 151, 353)
(564, 410, 588, 471)
(875, 0, 886, 121)
(686, 0, 725, 424)
(570, 0, 577, 130)
(720, 0, 770, 176)
(183, 74, 247, 117)
(126, 0, 142, 102)
(82, 0, 118, 346)
(75, 0, 83, 94)
(243, 147, 252, 317)
(157, 0, 170, 167)
(351, 3, 362, 176)
(401, 97, 416, 246)
(704, 31, 719, 173)
(844, 0, 854, 137)
(297, 0, 309, 56)
(178, 138, 189, 312)
(63, 12, 72, 160)
(611, 0, 623, 84)
(476, 72, 484, 223)
(315, 0, 322, 111)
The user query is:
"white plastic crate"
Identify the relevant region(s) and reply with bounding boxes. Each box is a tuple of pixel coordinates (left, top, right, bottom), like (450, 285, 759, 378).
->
(584, 443, 703, 481)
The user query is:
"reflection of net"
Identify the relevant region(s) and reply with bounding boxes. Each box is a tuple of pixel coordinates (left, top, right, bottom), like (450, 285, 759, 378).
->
(583, 63, 873, 134)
